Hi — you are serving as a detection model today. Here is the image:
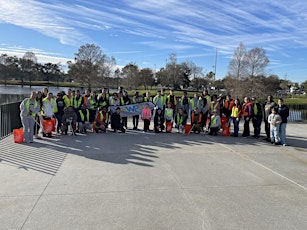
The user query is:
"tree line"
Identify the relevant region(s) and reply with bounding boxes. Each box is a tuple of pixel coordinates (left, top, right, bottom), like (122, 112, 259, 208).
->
(0, 43, 306, 99)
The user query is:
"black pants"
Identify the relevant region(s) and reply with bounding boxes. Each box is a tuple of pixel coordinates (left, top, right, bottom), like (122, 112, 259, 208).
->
(243, 117, 250, 137)
(122, 117, 128, 128)
(264, 120, 270, 139)
(133, 115, 139, 129)
(154, 124, 164, 133)
(252, 117, 261, 137)
(143, 119, 150, 131)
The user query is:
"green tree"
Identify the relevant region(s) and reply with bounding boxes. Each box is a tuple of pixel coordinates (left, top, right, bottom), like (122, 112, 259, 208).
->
(121, 63, 139, 90)
(139, 68, 154, 90)
(68, 43, 114, 89)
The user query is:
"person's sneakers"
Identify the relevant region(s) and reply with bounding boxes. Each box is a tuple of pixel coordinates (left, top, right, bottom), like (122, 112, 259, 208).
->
(283, 144, 288, 146)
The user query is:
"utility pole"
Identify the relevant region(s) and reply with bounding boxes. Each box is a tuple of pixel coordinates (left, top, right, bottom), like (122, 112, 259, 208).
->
(214, 48, 217, 82)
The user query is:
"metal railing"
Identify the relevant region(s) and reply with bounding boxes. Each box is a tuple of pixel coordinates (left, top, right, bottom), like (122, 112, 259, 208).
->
(0, 101, 306, 140)
(0, 102, 22, 140)
(288, 104, 307, 122)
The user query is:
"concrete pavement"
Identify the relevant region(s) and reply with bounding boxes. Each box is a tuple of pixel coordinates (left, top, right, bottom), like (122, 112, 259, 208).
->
(0, 121, 307, 230)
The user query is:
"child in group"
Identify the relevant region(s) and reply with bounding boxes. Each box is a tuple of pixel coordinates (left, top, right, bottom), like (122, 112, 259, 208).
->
(175, 108, 187, 133)
(268, 107, 282, 145)
(141, 103, 151, 132)
(154, 108, 165, 133)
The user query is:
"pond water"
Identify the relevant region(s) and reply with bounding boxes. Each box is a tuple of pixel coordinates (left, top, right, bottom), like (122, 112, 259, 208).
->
(0, 84, 81, 104)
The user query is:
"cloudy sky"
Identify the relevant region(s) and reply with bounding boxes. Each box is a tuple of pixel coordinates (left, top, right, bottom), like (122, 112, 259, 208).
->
(0, 0, 306, 83)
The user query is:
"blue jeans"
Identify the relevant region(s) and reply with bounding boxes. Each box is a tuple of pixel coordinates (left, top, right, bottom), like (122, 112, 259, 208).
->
(232, 118, 239, 136)
(279, 123, 287, 145)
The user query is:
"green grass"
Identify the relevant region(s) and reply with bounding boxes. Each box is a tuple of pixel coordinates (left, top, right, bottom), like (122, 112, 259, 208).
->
(283, 97, 307, 105)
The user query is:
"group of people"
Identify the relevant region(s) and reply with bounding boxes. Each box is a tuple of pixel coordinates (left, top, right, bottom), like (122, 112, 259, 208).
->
(19, 87, 290, 146)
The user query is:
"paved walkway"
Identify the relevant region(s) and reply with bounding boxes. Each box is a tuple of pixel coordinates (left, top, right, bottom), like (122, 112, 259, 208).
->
(1, 121, 307, 230)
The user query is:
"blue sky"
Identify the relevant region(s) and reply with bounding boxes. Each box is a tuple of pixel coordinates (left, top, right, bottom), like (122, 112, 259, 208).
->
(0, 0, 307, 83)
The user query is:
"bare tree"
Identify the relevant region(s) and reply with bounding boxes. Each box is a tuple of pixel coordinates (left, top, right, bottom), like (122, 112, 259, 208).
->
(245, 47, 269, 96)
(228, 42, 247, 98)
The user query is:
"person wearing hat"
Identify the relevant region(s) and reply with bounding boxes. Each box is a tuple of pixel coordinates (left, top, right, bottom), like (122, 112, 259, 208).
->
(111, 107, 125, 133)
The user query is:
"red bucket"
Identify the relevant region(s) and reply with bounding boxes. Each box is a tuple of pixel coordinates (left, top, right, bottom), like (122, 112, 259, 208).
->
(221, 117, 228, 129)
(184, 124, 192, 134)
(13, 128, 24, 143)
(43, 120, 54, 133)
(166, 122, 173, 133)
(222, 126, 230, 136)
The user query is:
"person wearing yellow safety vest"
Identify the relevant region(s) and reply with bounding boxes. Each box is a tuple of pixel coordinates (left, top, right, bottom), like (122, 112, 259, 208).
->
(230, 98, 242, 137)
(109, 92, 121, 107)
(189, 93, 201, 117)
(42, 92, 58, 118)
(132, 91, 143, 130)
(209, 110, 221, 135)
(41, 92, 58, 137)
(86, 91, 98, 123)
(97, 88, 110, 103)
(164, 102, 173, 123)
(175, 108, 187, 133)
(143, 91, 152, 103)
(77, 105, 90, 134)
(191, 107, 203, 133)
(208, 95, 220, 116)
(20, 91, 40, 143)
(63, 88, 72, 108)
(153, 90, 166, 112)
(121, 91, 131, 129)
(251, 97, 262, 139)
(72, 90, 83, 111)
(93, 106, 109, 133)
(166, 89, 177, 118)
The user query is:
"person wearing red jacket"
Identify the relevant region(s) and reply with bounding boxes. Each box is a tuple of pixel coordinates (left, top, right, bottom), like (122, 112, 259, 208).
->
(242, 97, 253, 137)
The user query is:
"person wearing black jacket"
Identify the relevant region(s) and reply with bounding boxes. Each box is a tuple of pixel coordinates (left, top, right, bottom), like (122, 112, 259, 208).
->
(154, 108, 165, 133)
(277, 98, 289, 146)
(251, 97, 262, 139)
(111, 107, 125, 133)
